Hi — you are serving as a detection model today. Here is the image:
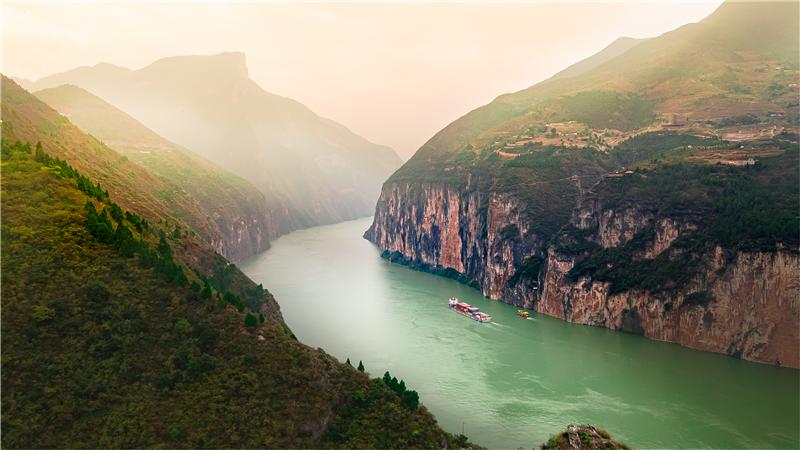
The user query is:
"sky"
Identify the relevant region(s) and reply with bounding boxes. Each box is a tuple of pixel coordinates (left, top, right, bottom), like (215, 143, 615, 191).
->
(2, 1, 724, 160)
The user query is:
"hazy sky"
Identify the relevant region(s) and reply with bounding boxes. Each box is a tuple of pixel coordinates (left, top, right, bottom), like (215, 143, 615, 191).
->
(3, 1, 723, 159)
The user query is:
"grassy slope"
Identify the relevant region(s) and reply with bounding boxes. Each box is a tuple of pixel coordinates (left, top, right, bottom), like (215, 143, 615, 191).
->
(2, 76, 276, 314)
(2, 76, 172, 223)
(0, 139, 473, 449)
(10, 79, 284, 260)
(548, 37, 645, 81)
(398, 0, 797, 164)
(34, 84, 287, 256)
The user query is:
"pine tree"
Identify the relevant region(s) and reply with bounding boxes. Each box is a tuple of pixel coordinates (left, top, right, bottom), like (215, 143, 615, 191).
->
(201, 281, 212, 299)
(114, 223, 135, 256)
(346, 358, 352, 366)
(157, 232, 173, 257)
(402, 390, 419, 409)
(357, 360, 365, 372)
(109, 203, 124, 223)
(94, 209, 115, 243)
(34, 142, 45, 162)
(86, 201, 99, 233)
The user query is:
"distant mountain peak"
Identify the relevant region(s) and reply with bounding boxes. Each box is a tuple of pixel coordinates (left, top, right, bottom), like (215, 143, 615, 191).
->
(139, 51, 249, 80)
(92, 61, 127, 70)
(26, 51, 402, 227)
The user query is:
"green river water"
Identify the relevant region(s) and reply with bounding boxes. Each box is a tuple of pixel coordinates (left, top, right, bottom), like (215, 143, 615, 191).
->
(239, 217, 799, 449)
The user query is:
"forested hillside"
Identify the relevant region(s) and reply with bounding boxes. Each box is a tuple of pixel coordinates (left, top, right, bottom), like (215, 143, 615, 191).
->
(3, 78, 288, 260)
(1, 75, 482, 447)
(0, 139, 474, 449)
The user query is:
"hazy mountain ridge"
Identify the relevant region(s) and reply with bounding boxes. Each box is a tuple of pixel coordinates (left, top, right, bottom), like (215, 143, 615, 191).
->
(367, 0, 800, 366)
(2, 76, 280, 316)
(24, 52, 403, 228)
(401, 1, 797, 163)
(33, 83, 285, 261)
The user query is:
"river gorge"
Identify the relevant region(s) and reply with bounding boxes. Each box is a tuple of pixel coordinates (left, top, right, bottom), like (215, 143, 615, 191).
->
(240, 217, 799, 449)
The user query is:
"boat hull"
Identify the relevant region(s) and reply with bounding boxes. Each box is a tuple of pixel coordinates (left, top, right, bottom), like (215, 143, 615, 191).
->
(448, 299, 492, 323)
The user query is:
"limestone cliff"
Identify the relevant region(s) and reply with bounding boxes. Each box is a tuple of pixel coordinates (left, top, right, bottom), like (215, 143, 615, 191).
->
(365, 0, 800, 369)
(206, 201, 287, 262)
(539, 201, 799, 368)
(366, 180, 800, 368)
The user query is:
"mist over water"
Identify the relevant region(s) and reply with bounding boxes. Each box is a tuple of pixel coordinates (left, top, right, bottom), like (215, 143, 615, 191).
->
(240, 218, 799, 449)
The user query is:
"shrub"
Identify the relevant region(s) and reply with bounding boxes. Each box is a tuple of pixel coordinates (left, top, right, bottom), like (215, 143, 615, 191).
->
(31, 305, 56, 322)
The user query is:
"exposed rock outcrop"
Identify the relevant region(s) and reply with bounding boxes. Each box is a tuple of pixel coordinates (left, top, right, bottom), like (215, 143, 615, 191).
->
(541, 424, 629, 450)
(206, 202, 287, 262)
(366, 181, 800, 368)
(366, 182, 544, 302)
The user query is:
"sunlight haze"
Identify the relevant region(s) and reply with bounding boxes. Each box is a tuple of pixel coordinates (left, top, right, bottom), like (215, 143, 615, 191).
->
(4, 1, 723, 158)
(2, 1, 798, 448)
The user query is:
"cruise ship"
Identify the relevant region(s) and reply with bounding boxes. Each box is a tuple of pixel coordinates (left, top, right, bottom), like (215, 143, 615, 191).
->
(448, 298, 492, 323)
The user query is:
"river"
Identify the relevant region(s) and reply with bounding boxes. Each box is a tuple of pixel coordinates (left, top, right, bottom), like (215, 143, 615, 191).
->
(239, 217, 799, 449)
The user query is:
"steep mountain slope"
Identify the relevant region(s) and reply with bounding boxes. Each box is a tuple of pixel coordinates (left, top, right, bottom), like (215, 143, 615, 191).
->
(367, 1, 800, 367)
(548, 37, 644, 81)
(25, 52, 403, 228)
(33, 83, 285, 261)
(3, 77, 282, 263)
(398, 1, 797, 165)
(2, 75, 282, 318)
(0, 139, 476, 448)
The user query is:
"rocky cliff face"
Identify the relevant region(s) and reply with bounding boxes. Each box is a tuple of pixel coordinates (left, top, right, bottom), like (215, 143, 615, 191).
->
(366, 181, 800, 368)
(365, 182, 545, 300)
(539, 201, 799, 368)
(208, 206, 285, 262)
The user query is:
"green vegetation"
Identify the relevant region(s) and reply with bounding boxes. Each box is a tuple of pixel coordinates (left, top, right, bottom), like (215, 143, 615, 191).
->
(611, 132, 722, 166)
(541, 425, 628, 450)
(508, 255, 545, 287)
(382, 371, 420, 410)
(1, 140, 474, 448)
(3, 76, 281, 263)
(594, 155, 799, 250)
(382, 0, 799, 266)
(382, 250, 479, 288)
(382, 0, 799, 301)
(683, 291, 714, 308)
(560, 91, 655, 132)
(30, 141, 109, 201)
(566, 149, 799, 294)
